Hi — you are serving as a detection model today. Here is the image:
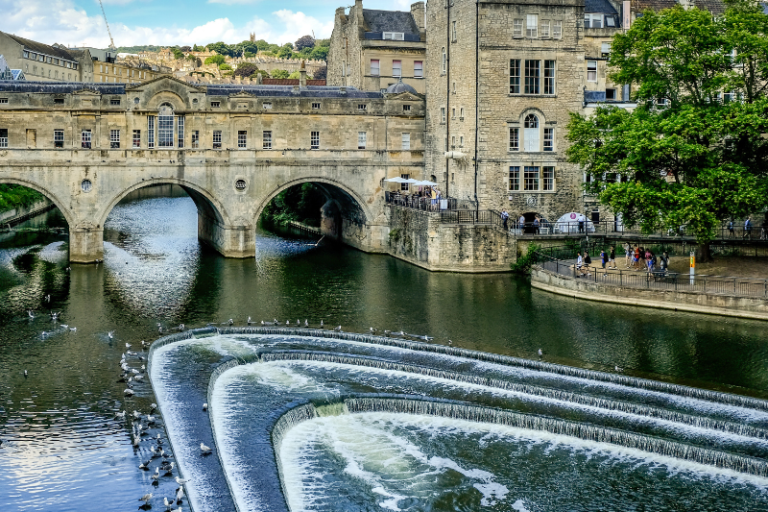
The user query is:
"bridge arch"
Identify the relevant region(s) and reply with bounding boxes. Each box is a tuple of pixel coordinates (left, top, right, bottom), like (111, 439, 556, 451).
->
(0, 177, 75, 227)
(254, 177, 373, 228)
(98, 178, 232, 228)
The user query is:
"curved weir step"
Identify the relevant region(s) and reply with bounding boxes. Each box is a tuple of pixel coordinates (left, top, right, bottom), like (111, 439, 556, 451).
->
(148, 328, 768, 512)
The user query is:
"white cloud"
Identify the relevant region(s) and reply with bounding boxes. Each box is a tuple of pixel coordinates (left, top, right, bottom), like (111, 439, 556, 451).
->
(0, 0, 332, 48)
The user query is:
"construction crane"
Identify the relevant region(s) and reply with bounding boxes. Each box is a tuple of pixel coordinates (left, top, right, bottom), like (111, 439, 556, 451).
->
(98, 0, 117, 50)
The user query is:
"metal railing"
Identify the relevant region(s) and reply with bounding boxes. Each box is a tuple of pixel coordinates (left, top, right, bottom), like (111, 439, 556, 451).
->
(439, 209, 508, 231)
(535, 250, 768, 299)
(385, 191, 458, 211)
(517, 220, 768, 241)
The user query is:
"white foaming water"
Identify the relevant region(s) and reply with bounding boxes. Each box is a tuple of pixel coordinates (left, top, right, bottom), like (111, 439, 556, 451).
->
(249, 360, 768, 447)
(279, 412, 768, 511)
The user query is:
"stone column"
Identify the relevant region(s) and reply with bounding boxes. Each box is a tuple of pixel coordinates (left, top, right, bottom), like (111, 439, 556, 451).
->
(69, 224, 104, 263)
(197, 211, 255, 258)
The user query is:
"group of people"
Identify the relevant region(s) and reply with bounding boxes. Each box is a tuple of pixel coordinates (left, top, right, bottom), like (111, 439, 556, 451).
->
(575, 244, 671, 277)
(418, 186, 443, 211)
(500, 210, 544, 234)
(727, 216, 768, 240)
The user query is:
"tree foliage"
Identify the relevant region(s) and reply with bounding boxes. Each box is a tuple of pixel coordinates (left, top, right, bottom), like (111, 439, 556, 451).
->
(234, 63, 259, 78)
(204, 55, 226, 66)
(566, 2, 768, 245)
(295, 35, 315, 51)
(270, 69, 290, 79)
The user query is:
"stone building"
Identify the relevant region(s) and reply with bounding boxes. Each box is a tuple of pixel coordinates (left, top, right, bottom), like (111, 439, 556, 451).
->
(328, 0, 427, 94)
(0, 31, 93, 82)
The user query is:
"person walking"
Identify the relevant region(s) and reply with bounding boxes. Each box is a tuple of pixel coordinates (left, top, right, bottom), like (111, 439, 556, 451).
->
(576, 251, 584, 277)
(660, 251, 669, 273)
(519, 214, 526, 233)
(600, 249, 607, 277)
(501, 210, 509, 230)
(624, 243, 631, 268)
(633, 246, 641, 270)
(727, 219, 735, 238)
(583, 251, 592, 277)
(609, 246, 616, 269)
(578, 215, 585, 234)
(645, 248, 653, 273)
(744, 216, 753, 240)
(533, 216, 541, 235)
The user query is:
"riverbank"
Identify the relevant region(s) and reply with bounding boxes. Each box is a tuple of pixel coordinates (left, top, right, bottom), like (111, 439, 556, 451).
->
(531, 266, 768, 321)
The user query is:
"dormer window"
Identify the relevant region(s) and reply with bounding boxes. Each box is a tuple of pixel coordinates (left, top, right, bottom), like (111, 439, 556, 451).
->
(584, 14, 604, 28)
(383, 32, 405, 40)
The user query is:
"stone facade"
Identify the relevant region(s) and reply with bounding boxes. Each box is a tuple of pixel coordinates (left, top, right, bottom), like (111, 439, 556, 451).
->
(329, 0, 427, 94)
(0, 31, 93, 82)
(0, 76, 425, 262)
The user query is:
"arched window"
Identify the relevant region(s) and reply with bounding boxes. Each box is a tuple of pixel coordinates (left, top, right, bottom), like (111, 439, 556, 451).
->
(524, 113, 540, 151)
(158, 103, 174, 148)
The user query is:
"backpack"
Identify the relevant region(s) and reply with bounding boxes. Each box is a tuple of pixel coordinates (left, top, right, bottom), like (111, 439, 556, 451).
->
(585, 254, 592, 265)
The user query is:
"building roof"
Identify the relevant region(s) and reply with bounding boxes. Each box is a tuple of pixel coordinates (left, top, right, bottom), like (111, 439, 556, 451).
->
(5, 34, 77, 62)
(633, 0, 725, 15)
(585, 0, 618, 14)
(386, 79, 417, 95)
(206, 84, 382, 99)
(0, 81, 124, 94)
(362, 9, 419, 35)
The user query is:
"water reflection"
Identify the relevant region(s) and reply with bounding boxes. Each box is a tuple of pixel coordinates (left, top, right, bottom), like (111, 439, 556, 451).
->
(0, 186, 767, 510)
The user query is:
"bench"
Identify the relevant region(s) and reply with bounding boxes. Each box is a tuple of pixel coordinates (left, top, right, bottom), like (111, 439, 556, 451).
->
(651, 271, 678, 283)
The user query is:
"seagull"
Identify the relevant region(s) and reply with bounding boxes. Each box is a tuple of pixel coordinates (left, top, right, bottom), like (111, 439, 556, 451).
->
(45, 294, 51, 302)
(28, 310, 35, 319)
(124, 389, 135, 396)
(202, 403, 208, 411)
(320, 320, 324, 328)
(286, 320, 290, 325)
(69, 327, 77, 332)
(448, 340, 453, 345)
(132, 434, 140, 447)
(115, 410, 126, 420)
(538, 348, 543, 357)
(296, 319, 301, 326)
(175, 485, 185, 503)
(247, 316, 255, 324)
(138, 460, 151, 470)
(134, 374, 144, 382)
(125, 343, 131, 349)
(41, 331, 47, 339)
(139, 493, 153, 504)
(178, 324, 185, 331)
(65, 267, 71, 272)
(23, 370, 28, 378)
(61, 324, 68, 329)
(150, 403, 157, 411)
(50, 311, 59, 321)
(615, 366, 624, 373)
(304, 319, 309, 327)
(151, 467, 161, 484)
(175, 477, 188, 485)
(273, 318, 279, 325)
(200, 442, 212, 455)
(108, 331, 115, 339)
(369, 327, 375, 333)
(334, 325, 342, 332)
(141, 340, 147, 348)
(163, 462, 175, 476)
(164, 497, 173, 510)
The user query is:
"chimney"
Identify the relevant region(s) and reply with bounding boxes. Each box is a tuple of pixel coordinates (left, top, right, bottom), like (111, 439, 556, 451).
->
(299, 60, 307, 89)
(411, 2, 426, 33)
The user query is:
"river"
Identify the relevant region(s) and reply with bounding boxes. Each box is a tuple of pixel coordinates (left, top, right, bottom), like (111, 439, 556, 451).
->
(0, 186, 767, 511)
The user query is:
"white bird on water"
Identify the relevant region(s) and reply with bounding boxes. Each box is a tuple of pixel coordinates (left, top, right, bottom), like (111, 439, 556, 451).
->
(200, 442, 212, 455)
(615, 366, 624, 373)
(139, 493, 153, 504)
(202, 403, 208, 411)
(175, 485, 185, 502)
(538, 348, 543, 357)
(124, 388, 135, 396)
(175, 476, 188, 485)
(108, 331, 115, 339)
(69, 327, 77, 332)
(125, 343, 131, 349)
(27, 310, 34, 319)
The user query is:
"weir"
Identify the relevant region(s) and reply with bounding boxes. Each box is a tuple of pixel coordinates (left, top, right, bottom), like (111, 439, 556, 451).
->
(147, 329, 768, 512)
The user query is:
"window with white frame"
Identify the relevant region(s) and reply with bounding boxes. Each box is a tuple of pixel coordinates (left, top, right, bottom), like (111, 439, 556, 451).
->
(460, 107, 465, 119)
(148, 116, 155, 148)
(526, 15, 538, 38)
(238, 130, 247, 149)
(383, 32, 405, 40)
(441, 48, 447, 74)
(451, 107, 456, 119)
(524, 166, 540, 190)
(459, 136, 464, 147)
(54, 129, 64, 148)
(310, 131, 319, 150)
(525, 60, 540, 94)
(263, 102, 272, 110)
(587, 60, 597, 82)
(606, 16, 616, 27)
(543, 166, 555, 191)
(402, 133, 411, 150)
(110, 129, 120, 149)
(263, 130, 272, 149)
(513, 19, 523, 38)
(601, 42, 611, 57)
(509, 128, 519, 151)
(553, 21, 563, 39)
(81, 129, 92, 149)
(441, 107, 446, 123)
(510, 59, 520, 94)
(540, 20, 551, 38)
(359, 104, 367, 111)
(213, 130, 222, 149)
(177, 116, 185, 148)
(392, 60, 402, 77)
(370, 59, 379, 76)
(509, 166, 520, 191)
(0, 129, 7, 148)
(192, 130, 199, 149)
(158, 104, 174, 148)
(211, 101, 221, 108)
(0, 98, 7, 104)
(414, 61, 423, 78)
(110, 98, 120, 106)
(403, 104, 411, 113)
(400, 173, 410, 191)
(133, 130, 141, 148)
(584, 14, 603, 28)
(544, 60, 556, 95)
(524, 114, 539, 152)
(358, 131, 367, 149)
(452, 21, 457, 42)
(544, 128, 554, 152)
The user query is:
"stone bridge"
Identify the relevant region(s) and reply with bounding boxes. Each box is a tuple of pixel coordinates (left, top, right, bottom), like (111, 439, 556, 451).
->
(0, 76, 425, 262)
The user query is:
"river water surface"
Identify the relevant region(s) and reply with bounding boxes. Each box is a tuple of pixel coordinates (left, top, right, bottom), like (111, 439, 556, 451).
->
(0, 188, 767, 511)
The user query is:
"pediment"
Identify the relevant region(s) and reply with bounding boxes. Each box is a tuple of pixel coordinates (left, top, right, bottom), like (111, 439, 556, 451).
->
(126, 74, 204, 94)
(228, 90, 256, 98)
(389, 91, 424, 101)
(73, 88, 101, 96)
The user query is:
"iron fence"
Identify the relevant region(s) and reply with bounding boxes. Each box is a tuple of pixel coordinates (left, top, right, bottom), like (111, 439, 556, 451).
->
(385, 191, 458, 211)
(536, 251, 768, 299)
(517, 220, 768, 241)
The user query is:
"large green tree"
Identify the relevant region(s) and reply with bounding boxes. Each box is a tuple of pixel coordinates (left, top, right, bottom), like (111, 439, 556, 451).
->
(567, 2, 768, 256)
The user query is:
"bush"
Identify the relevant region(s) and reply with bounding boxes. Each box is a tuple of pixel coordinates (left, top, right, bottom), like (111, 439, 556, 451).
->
(234, 63, 258, 78)
(204, 55, 226, 66)
(0, 185, 45, 212)
(270, 69, 290, 79)
(511, 242, 541, 276)
(219, 63, 233, 71)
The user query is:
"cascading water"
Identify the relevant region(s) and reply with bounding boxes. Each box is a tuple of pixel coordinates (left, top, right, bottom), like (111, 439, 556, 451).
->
(148, 329, 768, 512)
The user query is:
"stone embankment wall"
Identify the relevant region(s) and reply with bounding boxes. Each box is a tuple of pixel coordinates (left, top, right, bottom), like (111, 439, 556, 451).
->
(385, 206, 516, 272)
(0, 198, 54, 225)
(531, 266, 768, 321)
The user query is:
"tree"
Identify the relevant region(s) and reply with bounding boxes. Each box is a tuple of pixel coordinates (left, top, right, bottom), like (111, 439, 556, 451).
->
(204, 55, 226, 66)
(295, 35, 315, 51)
(234, 63, 259, 78)
(566, 3, 768, 258)
(187, 54, 201, 67)
(313, 66, 327, 80)
(270, 69, 290, 79)
(171, 47, 185, 60)
(309, 46, 329, 61)
(277, 43, 294, 59)
(207, 41, 234, 57)
(192, 44, 206, 52)
(238, 40, 259, 55)
(180, 46, 192, 53)
(219, 63, 233, 71)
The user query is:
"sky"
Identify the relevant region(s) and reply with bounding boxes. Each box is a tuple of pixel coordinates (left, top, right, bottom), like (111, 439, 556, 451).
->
(0, 0, 417, 49)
